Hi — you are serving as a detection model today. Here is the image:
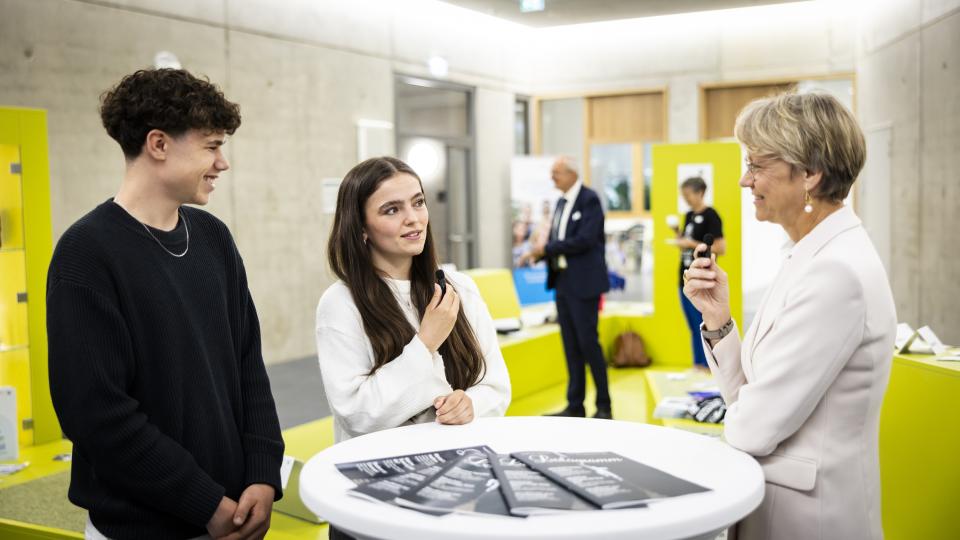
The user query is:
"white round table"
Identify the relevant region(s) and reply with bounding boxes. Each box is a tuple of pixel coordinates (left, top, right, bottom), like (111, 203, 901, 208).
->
(300, 416, 763, 540)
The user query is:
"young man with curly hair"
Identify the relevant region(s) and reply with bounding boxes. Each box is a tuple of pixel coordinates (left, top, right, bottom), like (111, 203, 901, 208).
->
(46, 69, 284, 540)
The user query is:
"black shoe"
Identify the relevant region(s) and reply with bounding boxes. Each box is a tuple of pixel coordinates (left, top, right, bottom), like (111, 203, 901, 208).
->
(593, 409, 613, 420)
(546, 406, 586, 417)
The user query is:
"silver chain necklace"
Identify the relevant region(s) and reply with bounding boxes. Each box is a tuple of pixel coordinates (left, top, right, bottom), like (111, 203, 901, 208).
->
(138, 209, 190, 258)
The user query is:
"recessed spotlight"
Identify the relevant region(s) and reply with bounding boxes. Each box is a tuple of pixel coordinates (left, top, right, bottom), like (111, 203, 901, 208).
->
(406, 140, 443, 179)
(153, 51, 181, 69)
(427, 55, 449, 78)
(520, 0, 545, 13)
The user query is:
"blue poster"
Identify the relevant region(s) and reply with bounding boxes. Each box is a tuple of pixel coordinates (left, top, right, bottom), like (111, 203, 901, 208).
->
(512, 267, 555, 306)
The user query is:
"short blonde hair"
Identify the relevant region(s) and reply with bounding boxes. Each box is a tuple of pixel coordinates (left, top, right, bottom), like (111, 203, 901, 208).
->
(734, 92, 865, 203)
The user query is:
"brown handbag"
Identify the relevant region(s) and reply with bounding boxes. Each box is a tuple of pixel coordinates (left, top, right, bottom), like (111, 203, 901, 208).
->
(612, 331, 651, 368)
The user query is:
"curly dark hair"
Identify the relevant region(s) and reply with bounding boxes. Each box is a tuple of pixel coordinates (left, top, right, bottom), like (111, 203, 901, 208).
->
(99, 68, 241, 158)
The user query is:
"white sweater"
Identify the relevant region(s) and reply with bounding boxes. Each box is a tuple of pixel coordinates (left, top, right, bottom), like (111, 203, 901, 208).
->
(315, 270, 512, 443)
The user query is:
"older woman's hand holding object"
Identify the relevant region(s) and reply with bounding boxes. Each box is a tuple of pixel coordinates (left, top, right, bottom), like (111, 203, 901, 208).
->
(683, 243, 731, 333)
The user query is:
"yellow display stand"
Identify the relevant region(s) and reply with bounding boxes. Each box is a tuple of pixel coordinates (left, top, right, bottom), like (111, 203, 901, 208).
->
(462, 268, 522, 320)
(643, 142, 743, 366)
(879, 353, 959, 540)
(643, 369, 724, 437)
(0, 107, 56, 448)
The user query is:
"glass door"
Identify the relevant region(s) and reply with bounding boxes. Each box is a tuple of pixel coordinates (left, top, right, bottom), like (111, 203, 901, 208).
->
(398, 135, 449, 264)
(446, 145, 474, 269)
(395, 75, 476, 270)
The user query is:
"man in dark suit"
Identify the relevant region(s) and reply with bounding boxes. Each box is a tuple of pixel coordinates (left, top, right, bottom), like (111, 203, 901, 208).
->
(521, 156, 612, 419)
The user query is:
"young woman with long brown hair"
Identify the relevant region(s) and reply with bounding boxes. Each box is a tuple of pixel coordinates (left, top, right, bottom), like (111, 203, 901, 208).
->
(316, 156, 511, 445)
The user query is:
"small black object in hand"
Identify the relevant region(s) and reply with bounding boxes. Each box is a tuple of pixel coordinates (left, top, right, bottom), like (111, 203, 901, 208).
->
(698, 234, 715, 259)
(435, 269, 446, 299)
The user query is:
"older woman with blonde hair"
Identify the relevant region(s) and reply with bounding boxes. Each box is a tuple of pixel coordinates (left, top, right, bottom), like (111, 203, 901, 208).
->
(683, 92, 896, 540)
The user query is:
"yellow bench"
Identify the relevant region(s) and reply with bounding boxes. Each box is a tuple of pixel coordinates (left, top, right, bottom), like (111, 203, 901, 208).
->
(643, 369, 724, 437)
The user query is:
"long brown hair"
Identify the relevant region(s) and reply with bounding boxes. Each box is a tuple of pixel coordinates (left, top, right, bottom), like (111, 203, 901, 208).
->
(328, 156, 486, 390)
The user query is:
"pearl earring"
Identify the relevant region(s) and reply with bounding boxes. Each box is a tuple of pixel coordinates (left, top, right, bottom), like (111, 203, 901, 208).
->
(804, 191, 813, 214)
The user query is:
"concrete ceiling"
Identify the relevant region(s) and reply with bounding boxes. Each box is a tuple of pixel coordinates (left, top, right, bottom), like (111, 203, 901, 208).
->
(438, 0, 806, 27)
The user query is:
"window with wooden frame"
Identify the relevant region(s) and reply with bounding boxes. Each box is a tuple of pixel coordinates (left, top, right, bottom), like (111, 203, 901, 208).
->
(699, 75, 856, 141)
(534, 89, 667, 219)
(586, 91, 665, 217)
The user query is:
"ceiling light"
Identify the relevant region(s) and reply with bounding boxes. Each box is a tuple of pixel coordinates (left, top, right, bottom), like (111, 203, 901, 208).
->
(406, 140, 443, 180)
(153, 51, 181, 69)
(520, 0, 545, 13)
(427, 55, 449, 78)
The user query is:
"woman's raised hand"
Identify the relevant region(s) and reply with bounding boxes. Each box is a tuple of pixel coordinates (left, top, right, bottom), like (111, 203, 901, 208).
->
(418, 284, 460, 353)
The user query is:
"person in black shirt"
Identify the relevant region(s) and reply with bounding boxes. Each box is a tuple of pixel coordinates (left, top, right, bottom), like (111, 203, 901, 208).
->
(47, 69, 284, 540)
(672, 177, 725, 369)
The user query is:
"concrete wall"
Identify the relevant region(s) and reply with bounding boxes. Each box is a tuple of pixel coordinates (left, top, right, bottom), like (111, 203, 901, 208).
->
(520, 2, 857, 328)
(857, 0, 960, 343)
(225, 31, 394, 361)
(519, 1, 857, 143)
(474, 88, 515, 269)
(3, 0, 955, 361)
(0, 0, 522, 364)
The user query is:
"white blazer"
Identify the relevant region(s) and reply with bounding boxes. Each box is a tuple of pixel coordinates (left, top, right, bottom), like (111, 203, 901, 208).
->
(704, 206, 896, 540)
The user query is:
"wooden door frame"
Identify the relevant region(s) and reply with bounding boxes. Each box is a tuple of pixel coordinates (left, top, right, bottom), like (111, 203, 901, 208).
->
(698, 72, 857, 141)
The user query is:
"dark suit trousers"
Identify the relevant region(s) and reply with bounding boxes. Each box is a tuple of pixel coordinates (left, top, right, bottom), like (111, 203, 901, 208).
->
(555, 285, 611, 411)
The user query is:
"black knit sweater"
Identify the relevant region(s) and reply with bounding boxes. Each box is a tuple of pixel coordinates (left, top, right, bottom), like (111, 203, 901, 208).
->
(47, 200, 284, 539)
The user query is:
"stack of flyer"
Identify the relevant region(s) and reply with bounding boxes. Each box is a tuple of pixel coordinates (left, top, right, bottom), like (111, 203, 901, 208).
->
(335, 447, 710, 518)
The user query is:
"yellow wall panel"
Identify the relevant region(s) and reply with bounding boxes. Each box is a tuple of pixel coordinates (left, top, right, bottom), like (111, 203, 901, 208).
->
(0, 251, 29, 348)
(647, 142, 743, 365)
(0, 144, 24, 250)
(0, 107, 56, 445)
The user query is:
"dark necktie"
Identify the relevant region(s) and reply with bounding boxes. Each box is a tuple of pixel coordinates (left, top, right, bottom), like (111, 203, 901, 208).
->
(549, 198, 567, 243)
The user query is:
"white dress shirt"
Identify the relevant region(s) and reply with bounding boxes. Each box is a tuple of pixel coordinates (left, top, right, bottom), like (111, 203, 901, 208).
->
(553, 180, 582, 269)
